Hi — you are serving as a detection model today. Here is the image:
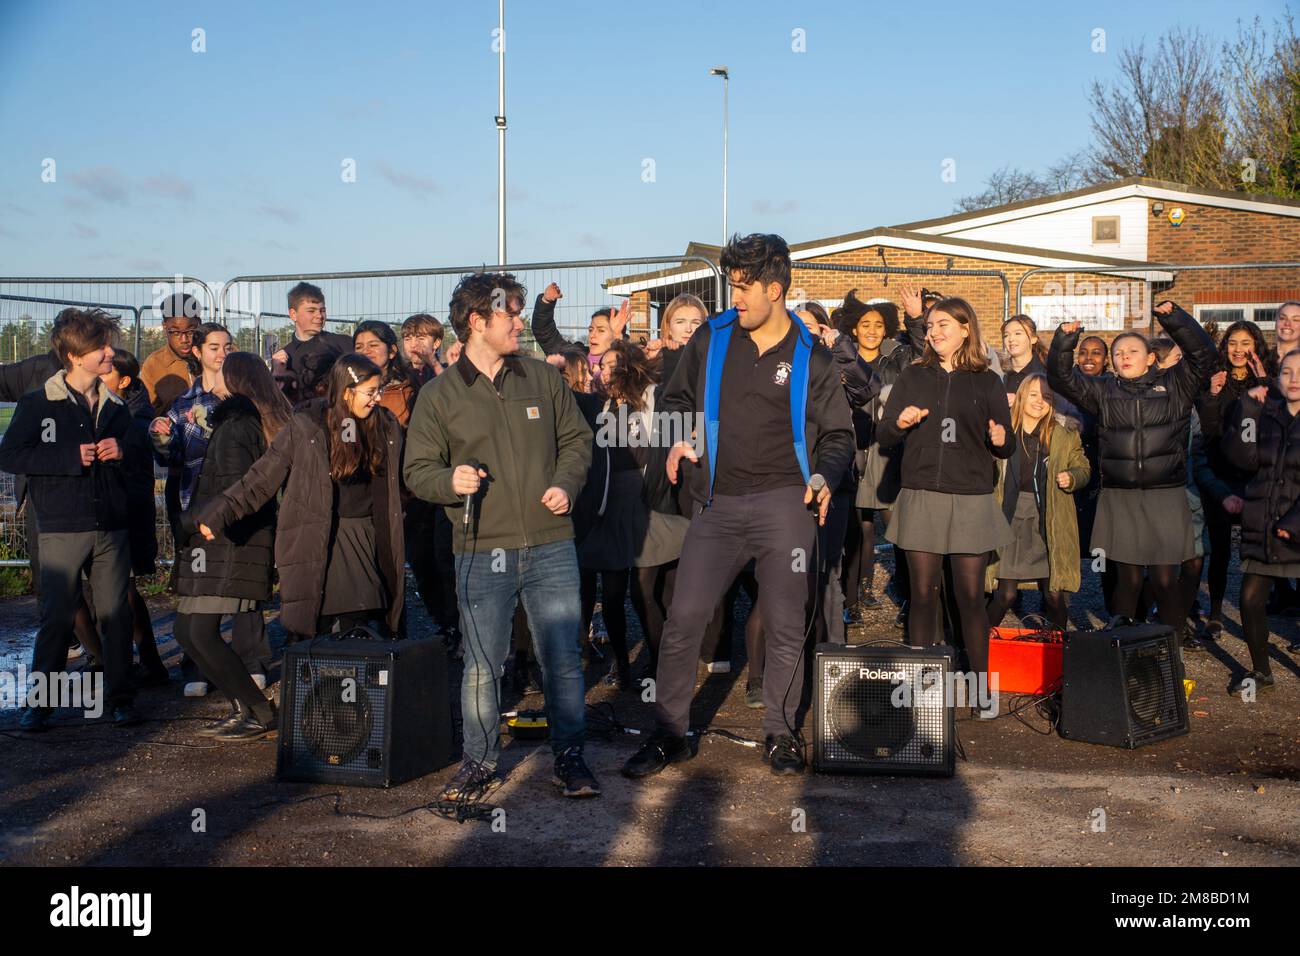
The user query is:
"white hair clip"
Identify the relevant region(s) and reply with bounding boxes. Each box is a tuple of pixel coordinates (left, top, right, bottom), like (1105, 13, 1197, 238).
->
(347, 366, 360, 384)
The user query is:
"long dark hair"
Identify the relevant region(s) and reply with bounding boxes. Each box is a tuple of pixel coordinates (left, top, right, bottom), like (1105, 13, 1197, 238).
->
(108, 349, 146, 403)
(353, 320, 419, 390)
(325, 353, 387, 481)
(185, 322, 232, 377)
(1216, 320, 1272, 378)
(599, 340, 656, 412)
(221, 352, 293, 446)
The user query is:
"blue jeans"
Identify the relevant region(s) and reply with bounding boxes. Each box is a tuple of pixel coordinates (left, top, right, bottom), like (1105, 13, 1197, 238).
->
(454, 539, 586, 769)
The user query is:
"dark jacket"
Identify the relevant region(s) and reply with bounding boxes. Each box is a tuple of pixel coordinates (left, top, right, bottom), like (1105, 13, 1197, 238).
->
(530, 293, 575, 355)
(0, 371, 132, 533)
(177, 395, 275, 600)
(1221, 395, 1300, 565)
(0, 351, 62, 510)
(403, 352, 593, 553)
(1195, 370, 1266, 502)
(1002, 354, 1049, 397)
(876, 362, 1014, 494)
(570, 389, 609, 542)
(195, 399, 405, 636)
(828, 334, 881, 491)
(1047, 306, 1216, 490)
(659, 312, 856, 512)
(122, 386, 159, 575)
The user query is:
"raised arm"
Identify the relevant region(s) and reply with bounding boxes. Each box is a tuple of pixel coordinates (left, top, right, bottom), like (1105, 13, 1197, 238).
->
(530, 285, 575, 356)
(1046, 321, 1103, 416)
(1154, 301, 1216, 406)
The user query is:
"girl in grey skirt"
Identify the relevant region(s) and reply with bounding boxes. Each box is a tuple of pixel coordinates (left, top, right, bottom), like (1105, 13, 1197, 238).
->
(876, 297, 1014, 678)
(1046, 301, 1216, 638)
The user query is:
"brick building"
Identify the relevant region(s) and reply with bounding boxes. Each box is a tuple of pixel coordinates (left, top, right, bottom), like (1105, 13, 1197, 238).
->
(606, 177, 1300, 347)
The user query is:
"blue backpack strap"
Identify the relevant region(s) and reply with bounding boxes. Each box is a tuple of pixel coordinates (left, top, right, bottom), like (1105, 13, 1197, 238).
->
(788, 312, 813, 486)
(703, 310, 738, 506)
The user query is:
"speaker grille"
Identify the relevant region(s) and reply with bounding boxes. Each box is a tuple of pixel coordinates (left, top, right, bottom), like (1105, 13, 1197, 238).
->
(1121, 639, 1180, 736)
(817, 653, 949, 771)
(287, 655, 387, 773)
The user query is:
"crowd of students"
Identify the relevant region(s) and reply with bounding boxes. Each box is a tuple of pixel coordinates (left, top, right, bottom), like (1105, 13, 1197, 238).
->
(2, 236, 1298, 792)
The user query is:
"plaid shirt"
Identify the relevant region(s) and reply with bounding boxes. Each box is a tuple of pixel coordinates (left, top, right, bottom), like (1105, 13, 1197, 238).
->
(153, 380, 221, 510)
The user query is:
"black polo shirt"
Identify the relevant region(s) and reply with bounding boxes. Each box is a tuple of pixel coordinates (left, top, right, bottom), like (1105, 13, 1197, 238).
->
(713, 318, 805, 496)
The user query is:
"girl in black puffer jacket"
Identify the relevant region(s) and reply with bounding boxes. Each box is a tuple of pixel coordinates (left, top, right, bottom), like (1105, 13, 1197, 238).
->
(175, 353, 292, 740)
(1047, 302, 1216, 634)
(1194, 320, 1272, 636)
(1219, 349, 1300, 694)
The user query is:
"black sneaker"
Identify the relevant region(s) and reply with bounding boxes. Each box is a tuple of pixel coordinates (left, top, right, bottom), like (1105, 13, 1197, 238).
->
(210, 707, 276, 742)
(111, 703, 144, 727)
(442, 759, 504, 801)
(621, 730, 692, 778)
(19, 706, 52, 733)
(1227, 670, 1275, 697)
(844, 602, 867, 626)
(859, 587, 883, 610)
(764, 734, 805, 776)
(553, 747, 602, 798)
(744, 682, 765, 709)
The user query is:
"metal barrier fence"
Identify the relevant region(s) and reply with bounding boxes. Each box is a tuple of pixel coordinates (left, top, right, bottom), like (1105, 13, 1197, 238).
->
(1014, 262, 1300, 336)
(218, 256, 725, 357)
(0, 276, 217, 362)
(789, 261, 1011, 338)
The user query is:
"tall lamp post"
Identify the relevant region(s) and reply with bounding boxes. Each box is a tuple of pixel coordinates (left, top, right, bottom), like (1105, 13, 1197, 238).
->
(495, 0, 507, 266)
(709, 66, 729, 250)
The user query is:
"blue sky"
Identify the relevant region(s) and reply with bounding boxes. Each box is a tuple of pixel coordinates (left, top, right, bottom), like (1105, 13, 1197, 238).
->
(0, 0, 1287, 284)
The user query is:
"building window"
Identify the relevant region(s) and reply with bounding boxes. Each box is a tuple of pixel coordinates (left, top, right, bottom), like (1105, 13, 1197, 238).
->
(1092, 216, 1120, 243)
(1193, 304, 1278, 331)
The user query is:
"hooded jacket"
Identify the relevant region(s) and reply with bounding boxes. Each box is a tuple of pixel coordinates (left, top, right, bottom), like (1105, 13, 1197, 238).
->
(1046, 306, 1216, 490)
(1221, 394, 1300, 565)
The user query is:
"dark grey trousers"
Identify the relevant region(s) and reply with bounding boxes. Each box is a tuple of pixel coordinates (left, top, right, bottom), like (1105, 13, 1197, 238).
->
(653, 485, 817, 739)
(33, 530, 134, 708)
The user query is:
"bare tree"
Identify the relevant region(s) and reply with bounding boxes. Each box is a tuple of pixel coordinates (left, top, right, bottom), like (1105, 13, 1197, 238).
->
(1084, 27, 1233, 188)
(1223, 13, 1300, 198)
(954, 165, 1051, 212)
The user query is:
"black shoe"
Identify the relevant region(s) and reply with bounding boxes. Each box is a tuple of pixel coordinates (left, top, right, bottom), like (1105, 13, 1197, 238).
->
(112, 703, 144, 727)
(1288, 638, 1300, 653)
(745, 682, 765, 709)
(1106, 615, 1136, 630)
(19, 707, 52, 733)
(1227, 670, 1275, 696)
(764, 734, 805, 776)
(553, 747, 602, 798)
(844, 602, 867, 626)
(210, 706, 276, 742)
(859, 587, 883, 610)
(893, 601, 909, 630)
(442, 758, 504, 801)
(197, 704, 245, 738)
(1181, 629, 1206, 654)
(621, 730, 692, 778)
(1201, 618, 1224, 640)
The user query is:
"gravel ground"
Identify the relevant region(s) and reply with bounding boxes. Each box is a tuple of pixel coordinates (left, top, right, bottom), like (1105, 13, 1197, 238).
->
(1, 550, 1298, 867)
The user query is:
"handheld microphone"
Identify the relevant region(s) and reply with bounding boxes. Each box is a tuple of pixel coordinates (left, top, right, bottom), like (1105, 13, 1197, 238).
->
(463, 458, 482, 528)
(807, 473, 826, 512)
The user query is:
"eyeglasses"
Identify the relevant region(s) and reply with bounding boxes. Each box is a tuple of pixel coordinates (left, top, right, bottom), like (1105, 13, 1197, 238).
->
(166, 329, 195, 338)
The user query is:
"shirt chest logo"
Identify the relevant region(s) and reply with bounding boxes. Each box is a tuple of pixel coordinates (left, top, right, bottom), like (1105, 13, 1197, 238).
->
(526, 405, 540, 420)
(773, 362, 792, 387)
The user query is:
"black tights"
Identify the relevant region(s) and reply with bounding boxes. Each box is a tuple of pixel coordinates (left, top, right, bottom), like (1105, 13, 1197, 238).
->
(906, 551, 991, 675)
(842, 508, 909, 604)
(986, 579, 1069, 630)
(173, 613, 273, 723)
(1205, 502, 1238, 620)
(1136, 556, 1204, 625)
(581, 569, 630, 670)
(1112, 561, 1182, 629)
(1238, 574, 1275, 674)
(630, 563, 676, 668)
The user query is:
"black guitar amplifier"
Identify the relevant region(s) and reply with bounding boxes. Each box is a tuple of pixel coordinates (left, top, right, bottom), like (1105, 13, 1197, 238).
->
(1059, 623, 1189, 749)
(813, 643, 955, 776)
(277, 629, 452, 787)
